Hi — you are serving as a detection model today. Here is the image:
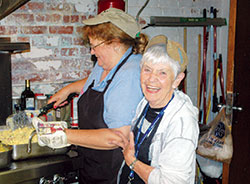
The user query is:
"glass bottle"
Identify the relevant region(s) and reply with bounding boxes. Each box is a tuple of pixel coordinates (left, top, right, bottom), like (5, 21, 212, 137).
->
(21, 80, 35, 110)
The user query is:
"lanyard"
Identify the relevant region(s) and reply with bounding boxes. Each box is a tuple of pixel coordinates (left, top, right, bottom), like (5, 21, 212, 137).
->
(128, 94, 175, 182)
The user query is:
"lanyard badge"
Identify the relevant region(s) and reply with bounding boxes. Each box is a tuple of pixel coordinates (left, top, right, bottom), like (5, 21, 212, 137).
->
(127, 94, 175, 183)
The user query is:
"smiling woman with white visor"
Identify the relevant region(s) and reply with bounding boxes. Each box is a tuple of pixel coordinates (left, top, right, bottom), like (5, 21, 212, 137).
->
(112, 35, 200, 184)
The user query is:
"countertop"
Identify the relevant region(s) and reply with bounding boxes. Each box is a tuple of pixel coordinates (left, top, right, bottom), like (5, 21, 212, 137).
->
(0, 151, 82, 184)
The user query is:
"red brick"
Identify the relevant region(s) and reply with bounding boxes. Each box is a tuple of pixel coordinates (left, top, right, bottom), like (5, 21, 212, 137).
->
(27, 2, 44, 11)
(80, 15, 87, 22)
(21, 26, 47, 34)
(17, 37, 30, 42)
(71, 15, 79, 23)
(61, 48, 78, 56)
(75, 26, 84, 35)
(63, 15, 70, 23)
(0, 26, 6, 35)
(45, 14, 61, 23)
(73, 38, 84, 46)
(88, 15, 95, 19)
(0, 26, 17, 35)
(69, 48, 79, 56)
(49, 26, 73, 34)
(19, 4, 28, 11)
(12, 14, 34, 22)
(36, 14, 46, 22)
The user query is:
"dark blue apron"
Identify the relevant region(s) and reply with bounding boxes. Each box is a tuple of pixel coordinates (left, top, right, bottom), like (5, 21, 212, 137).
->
(119, 106, 162, 184)
(77, 52, 132, 184)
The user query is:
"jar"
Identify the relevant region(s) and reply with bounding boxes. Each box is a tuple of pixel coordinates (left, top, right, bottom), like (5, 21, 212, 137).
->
(12, 96, 21, 113)
(36, 95, 47, 110)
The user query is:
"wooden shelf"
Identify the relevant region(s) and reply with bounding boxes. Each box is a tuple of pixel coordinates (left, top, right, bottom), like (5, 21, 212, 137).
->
(0, 42, 30, 53)
(149, 16, 227, 27)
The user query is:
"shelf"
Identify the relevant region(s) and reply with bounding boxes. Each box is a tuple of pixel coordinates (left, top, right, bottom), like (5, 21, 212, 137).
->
(149, 16, 227, 27)
(0, 42, 30, 53)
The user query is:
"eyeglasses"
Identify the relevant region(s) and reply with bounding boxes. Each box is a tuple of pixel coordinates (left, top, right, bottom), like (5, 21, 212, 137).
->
(89, 40, 107, 51)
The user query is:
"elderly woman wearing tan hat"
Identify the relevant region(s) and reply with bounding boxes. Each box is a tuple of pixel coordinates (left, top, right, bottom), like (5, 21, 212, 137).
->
(112, 35, 199, 184)
(34, 8, 148, 184)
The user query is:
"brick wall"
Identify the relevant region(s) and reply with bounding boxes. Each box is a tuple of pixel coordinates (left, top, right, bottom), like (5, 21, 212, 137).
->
(0, 0, 229, 108)
(0, 0, 97, 95)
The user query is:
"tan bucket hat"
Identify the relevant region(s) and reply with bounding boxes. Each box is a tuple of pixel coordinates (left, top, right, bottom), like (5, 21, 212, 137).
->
(145, 35, 188, 72)
(82, 8, 140, 39)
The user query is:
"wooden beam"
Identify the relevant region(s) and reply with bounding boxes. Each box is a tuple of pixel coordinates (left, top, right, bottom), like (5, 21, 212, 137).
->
(226, 0, 237, 93)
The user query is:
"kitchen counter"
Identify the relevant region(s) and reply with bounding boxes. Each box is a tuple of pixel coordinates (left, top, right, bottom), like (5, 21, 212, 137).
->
(0, 151, 82, 184)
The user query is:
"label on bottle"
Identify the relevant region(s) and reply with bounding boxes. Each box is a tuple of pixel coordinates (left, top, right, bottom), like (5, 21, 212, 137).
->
(26, 97, 35, 110)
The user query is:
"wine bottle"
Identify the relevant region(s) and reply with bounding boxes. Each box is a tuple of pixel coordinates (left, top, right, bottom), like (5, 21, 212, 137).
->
(21, 80, 35, 110)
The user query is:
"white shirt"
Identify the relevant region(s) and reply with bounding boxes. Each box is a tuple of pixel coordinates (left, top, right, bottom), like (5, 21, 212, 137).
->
(118, 90, 199, 184)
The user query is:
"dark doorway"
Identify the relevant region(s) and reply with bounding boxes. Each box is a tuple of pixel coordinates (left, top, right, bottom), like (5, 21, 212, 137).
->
(229, 0, 250, 183)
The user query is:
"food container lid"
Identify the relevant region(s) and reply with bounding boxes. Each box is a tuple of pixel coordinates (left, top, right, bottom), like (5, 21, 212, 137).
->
(36, 96, 47, 100)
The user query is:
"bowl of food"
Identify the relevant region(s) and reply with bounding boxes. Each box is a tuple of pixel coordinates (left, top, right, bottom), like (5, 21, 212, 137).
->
(0, 125, 69, 160)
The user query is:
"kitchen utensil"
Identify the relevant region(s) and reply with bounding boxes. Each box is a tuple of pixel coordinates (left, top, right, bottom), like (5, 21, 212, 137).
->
(38, 93, 78, 117)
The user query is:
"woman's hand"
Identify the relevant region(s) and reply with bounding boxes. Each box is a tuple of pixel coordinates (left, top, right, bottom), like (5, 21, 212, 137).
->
(113, 131, 154, 183)
(113, 131, 136, 166)
(48, 88, 70, 108)
(48, 78, 88, 108)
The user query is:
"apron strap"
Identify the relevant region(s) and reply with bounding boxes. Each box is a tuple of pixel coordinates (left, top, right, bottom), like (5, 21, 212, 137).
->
(103, 52, 133, 93)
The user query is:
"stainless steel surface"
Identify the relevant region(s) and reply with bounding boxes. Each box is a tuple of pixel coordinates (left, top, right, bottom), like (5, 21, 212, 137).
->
(0, 153, 82, 184)
(0, 149, 12, 169)
(12, 143, 69, 160)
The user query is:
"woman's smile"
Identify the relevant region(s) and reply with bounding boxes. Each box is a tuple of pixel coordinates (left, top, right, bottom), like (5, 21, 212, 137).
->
(141, 62, 175, 108)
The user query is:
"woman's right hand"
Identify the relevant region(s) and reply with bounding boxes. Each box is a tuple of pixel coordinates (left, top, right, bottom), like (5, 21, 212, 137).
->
(48, 78, 88, 108)
(48, 87, 71, 108)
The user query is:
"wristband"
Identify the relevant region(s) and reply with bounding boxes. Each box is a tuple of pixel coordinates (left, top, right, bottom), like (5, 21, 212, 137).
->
(129, 158, 138, 170)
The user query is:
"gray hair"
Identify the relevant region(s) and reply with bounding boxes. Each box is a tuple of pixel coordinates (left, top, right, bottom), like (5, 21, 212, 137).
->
(140, 44, 181, 78)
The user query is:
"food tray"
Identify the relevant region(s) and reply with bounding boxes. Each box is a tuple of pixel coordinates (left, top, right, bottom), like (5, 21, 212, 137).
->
(0, 149, 12, 169)
(12, 143, 69, 160)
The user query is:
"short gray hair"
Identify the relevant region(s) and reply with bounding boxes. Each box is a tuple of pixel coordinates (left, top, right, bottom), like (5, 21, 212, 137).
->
(140, 44, 181, 78)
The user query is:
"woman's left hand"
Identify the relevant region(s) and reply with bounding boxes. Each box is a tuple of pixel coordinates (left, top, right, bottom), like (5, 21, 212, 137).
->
(112, 131, 136, 166)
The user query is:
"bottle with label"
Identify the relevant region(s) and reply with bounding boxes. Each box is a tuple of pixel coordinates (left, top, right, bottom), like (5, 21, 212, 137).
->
(21, 80, 35, 110)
